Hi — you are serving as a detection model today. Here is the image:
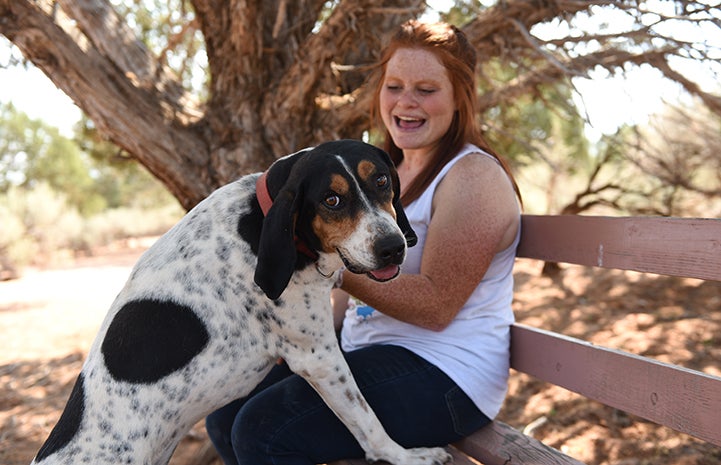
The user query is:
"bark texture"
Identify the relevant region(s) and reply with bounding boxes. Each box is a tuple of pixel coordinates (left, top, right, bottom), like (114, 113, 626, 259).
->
(1, 0, 718, 209)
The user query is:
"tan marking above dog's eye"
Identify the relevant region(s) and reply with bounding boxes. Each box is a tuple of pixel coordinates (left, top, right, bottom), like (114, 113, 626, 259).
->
(357, 160, 375, 182)
(330, 174, 349, 195)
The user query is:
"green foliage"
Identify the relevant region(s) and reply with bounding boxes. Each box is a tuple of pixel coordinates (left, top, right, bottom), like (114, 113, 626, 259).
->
(111, 0, 207, 97)
(0, 103, 183, 274)
(440, 0, 489, 27)
(1, 103, 179, 213)
(77, 116, 183, 209)
(0, 102, 106, 215)
(485, 83, 590, 167)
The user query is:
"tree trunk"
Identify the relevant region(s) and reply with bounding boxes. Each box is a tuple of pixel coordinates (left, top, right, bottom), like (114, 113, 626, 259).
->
(0, 0, 422, 209)
(2, 0, 719, 209)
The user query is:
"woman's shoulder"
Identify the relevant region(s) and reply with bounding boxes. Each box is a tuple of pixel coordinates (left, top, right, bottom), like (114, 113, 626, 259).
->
(434, 151, 518, 214)
(435, 150, 520, 249)
(445, 150, 512, 191)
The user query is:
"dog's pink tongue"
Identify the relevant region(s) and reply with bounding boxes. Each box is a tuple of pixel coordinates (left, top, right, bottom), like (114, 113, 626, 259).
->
(369, 264, 399, 281)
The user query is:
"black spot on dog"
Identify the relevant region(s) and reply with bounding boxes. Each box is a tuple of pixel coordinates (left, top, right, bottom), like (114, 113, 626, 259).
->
(35, 373, 86, 461)
(102, 299, 210, 384)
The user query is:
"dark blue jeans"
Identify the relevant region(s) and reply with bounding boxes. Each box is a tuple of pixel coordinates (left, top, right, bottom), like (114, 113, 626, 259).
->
(205, 344, 491, 465)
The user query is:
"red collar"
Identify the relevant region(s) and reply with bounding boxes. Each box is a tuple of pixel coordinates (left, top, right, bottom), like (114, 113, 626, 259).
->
(255, 171, 274, 216)
(256, 171, 318, 260)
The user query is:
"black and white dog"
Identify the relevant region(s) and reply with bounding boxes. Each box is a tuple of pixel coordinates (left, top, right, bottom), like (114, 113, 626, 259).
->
(31, 140, 451, 465)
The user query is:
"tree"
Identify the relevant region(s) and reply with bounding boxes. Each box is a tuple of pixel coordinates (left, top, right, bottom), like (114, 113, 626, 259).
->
(625, 100, 721, 216)
(1, 0, 719, 210)
(0, 102, 104, 214)
(76, 115, 183, 210)
(0, 102, 177, 214)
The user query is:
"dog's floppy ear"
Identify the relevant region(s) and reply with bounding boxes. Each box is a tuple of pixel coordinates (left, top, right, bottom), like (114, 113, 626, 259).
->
(254, 147, 314, 300)
(374, 146, 418, 248)
(254, 185, 302, 300)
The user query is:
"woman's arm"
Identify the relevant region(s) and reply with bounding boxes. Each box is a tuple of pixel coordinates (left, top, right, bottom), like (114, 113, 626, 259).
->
(330, 288, 350, 332)
(341, 154, 520, 331)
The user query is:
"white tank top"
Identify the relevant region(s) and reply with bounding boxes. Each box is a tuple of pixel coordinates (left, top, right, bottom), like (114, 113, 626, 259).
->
(340, 144, 520, 419)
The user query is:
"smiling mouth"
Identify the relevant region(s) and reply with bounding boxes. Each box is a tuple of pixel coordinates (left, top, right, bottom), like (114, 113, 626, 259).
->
(395, 115, 425, 129)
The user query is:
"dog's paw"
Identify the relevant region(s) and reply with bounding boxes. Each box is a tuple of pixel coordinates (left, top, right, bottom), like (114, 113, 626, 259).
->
(370, 446, 452, 465)
(408, 447, 453, 465)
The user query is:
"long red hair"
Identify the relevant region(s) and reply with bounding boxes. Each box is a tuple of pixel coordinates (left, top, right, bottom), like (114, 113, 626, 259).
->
(370, 20, 520, 205)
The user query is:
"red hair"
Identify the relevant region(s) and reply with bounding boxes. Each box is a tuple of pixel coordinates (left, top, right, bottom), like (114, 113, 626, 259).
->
(370, 20, 520, 205)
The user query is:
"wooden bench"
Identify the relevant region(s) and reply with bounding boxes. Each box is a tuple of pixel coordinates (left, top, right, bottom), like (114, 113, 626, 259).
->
(331, 214, 721, 465)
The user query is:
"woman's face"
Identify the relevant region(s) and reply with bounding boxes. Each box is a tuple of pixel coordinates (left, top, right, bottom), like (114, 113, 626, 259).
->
(379, 47, 456, 157)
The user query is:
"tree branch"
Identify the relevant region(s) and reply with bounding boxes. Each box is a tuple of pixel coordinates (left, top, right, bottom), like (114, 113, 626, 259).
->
(646, 55, 721, 117)
(260, 0, 423, 152)
(57, 0, 155, 84)
(0, 0, 208, 207)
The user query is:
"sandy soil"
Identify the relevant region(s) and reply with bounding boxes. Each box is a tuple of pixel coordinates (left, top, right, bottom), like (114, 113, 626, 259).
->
(1, 238, 720, 465)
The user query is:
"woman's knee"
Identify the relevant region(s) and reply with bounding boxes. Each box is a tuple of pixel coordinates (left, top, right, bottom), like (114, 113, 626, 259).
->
(229, 390, 305, 463)
(228, 377, 306, 454)
(229, 374, 362, 464)
(206, 400, 245, 465)
(207, 399, 241, 438)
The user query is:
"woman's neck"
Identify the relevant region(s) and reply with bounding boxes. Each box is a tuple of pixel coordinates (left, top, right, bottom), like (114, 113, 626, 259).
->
(397, 149, 432, 195)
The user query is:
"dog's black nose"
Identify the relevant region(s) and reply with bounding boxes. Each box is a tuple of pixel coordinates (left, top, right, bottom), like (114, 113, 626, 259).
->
(375, 235, 406, 265)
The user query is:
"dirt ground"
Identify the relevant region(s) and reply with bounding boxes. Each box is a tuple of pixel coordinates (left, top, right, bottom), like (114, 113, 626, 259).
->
(1, 238, 720, 465)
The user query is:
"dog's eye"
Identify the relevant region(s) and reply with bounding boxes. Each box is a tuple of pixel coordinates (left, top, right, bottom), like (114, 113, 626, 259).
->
(376, 174, 389, 189)
(323, 194, 342, 209)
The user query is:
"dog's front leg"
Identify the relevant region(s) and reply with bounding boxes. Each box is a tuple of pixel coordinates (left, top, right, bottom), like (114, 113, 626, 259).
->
(283, 340, 452, 465)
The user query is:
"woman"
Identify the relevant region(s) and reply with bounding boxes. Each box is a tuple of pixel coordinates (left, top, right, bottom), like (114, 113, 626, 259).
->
(206, 20, 521, 465)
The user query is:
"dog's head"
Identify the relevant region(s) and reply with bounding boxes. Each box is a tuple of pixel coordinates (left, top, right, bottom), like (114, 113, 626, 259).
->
(254, 139, 417, 300)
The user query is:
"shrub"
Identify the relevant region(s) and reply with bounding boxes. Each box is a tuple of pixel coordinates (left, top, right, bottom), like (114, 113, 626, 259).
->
(0, 184, 183, 276)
